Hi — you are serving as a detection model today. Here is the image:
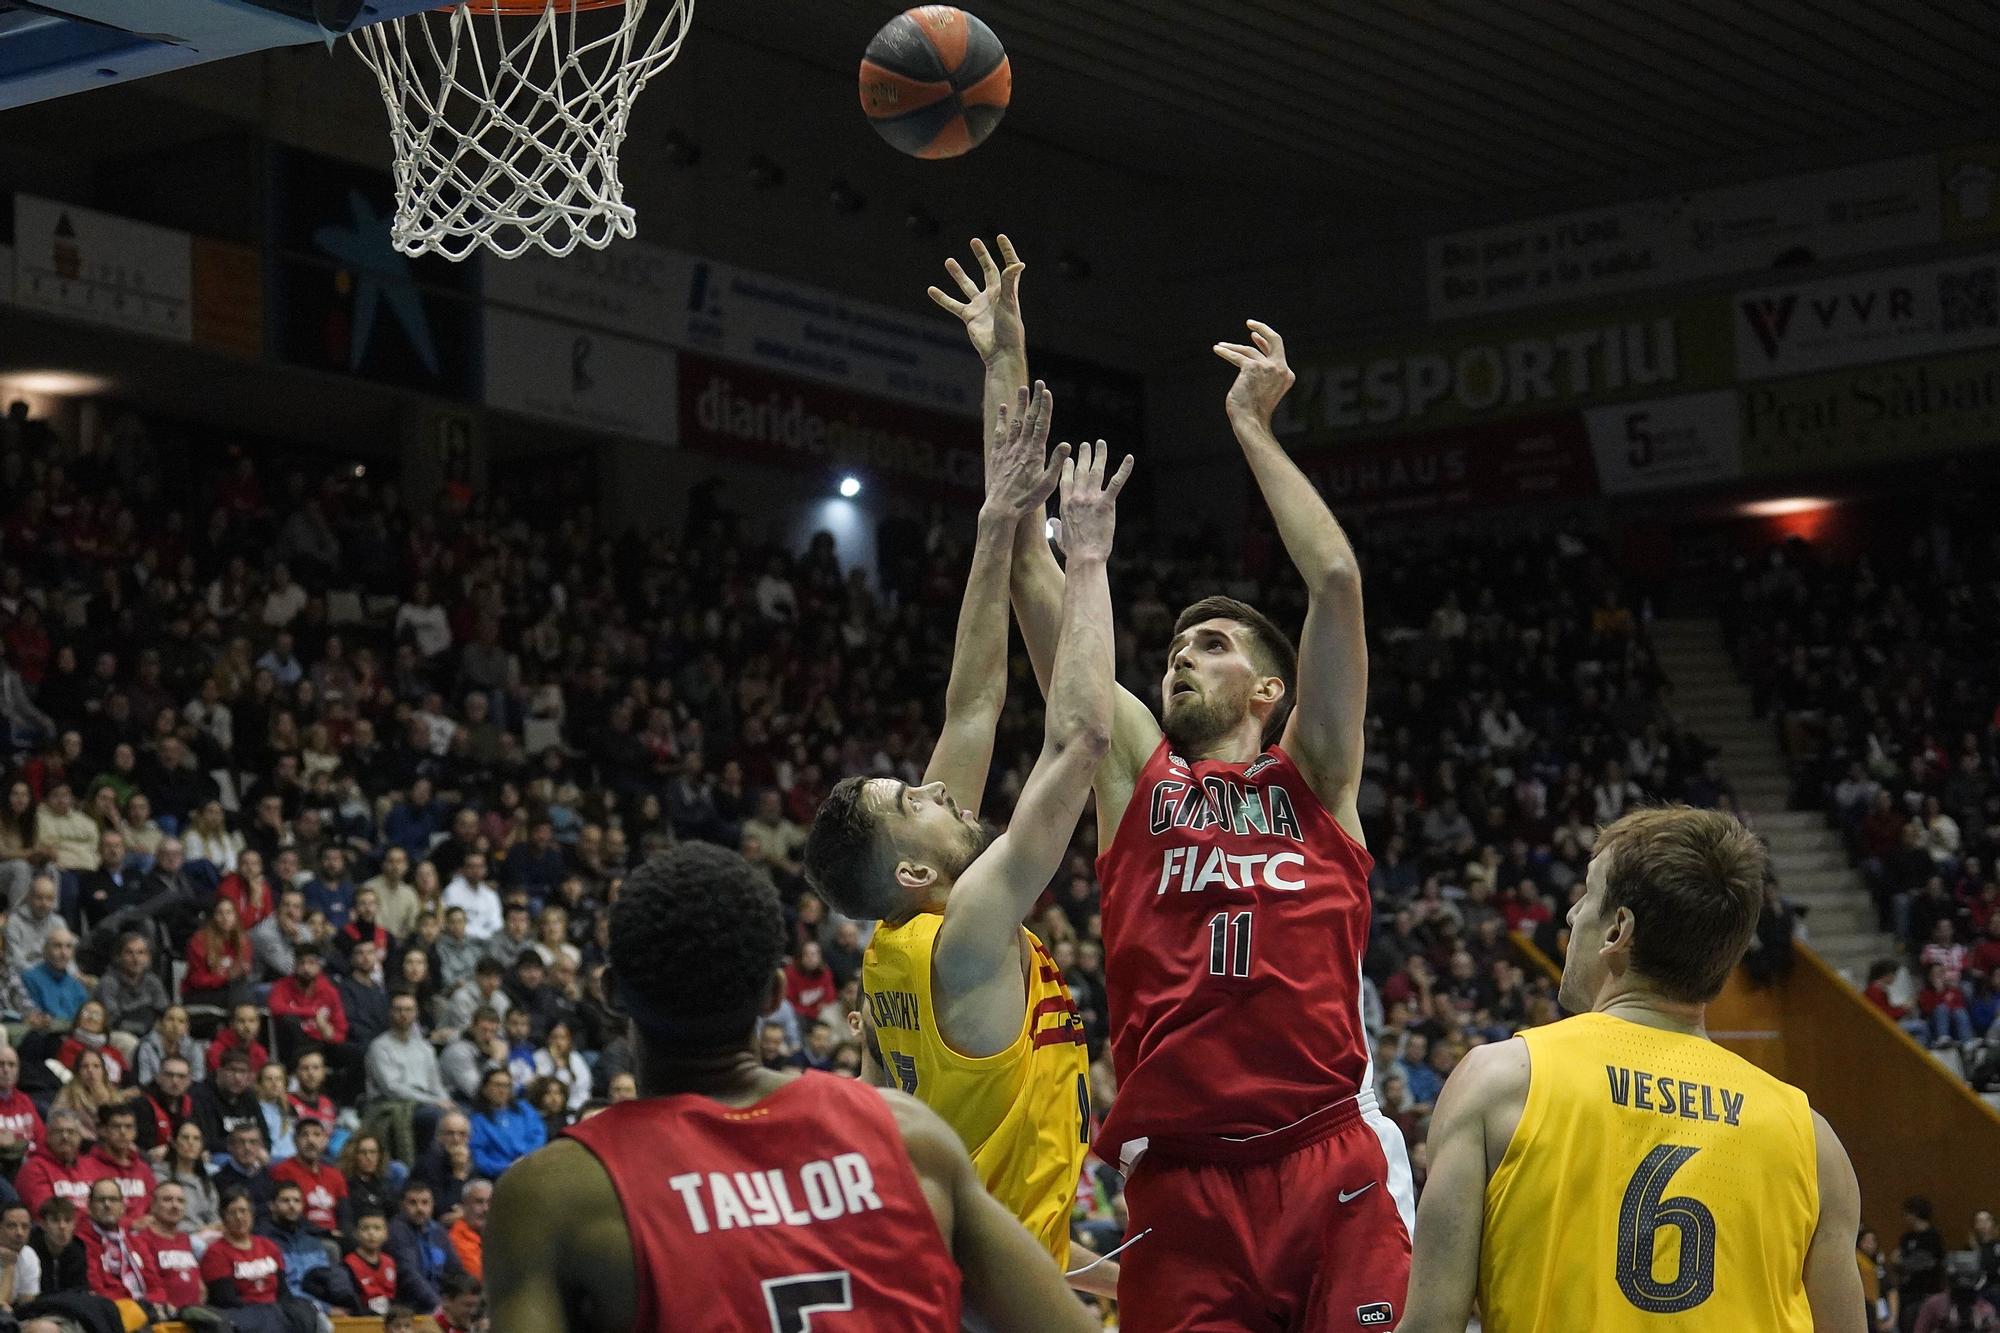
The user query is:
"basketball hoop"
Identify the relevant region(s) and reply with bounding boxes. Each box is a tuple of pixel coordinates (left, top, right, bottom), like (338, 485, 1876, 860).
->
(350, 0, 694, 261)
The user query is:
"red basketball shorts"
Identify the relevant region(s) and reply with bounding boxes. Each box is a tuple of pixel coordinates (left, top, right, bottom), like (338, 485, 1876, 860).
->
(1115, 1099, 1414, 1333)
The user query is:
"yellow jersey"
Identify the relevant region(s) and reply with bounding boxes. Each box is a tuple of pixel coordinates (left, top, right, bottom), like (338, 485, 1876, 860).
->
(863, 912, 1091, 1266)
(1480, 1012, 1819, 1333)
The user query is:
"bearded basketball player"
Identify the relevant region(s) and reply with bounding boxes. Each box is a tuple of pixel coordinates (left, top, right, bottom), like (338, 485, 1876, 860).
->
(1397, 806, 1864, 1332)
(933, 237, 1411, 1331)
(484, 842, 1096, 1333)
(802, 386, 1123, 1293)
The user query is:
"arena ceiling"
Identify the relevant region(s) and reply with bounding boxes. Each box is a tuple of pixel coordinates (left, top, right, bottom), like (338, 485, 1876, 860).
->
(720, 0, 2000, 216)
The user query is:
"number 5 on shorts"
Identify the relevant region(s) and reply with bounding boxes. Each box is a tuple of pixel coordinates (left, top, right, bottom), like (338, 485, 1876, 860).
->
(763, 1271, 854, 1332)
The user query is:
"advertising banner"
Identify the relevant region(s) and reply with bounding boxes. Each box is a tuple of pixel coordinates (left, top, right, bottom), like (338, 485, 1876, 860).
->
(11, 194, 192, 341)
(267, 148, 480, 398)
(1733, 252, 2000, 380)
(485, 308, 675, 443)
(1428, 153, 1940, 319)
(1275, 296, 1732, 445)
(486, 243, 983, 418)
(1739, 349, 2000, 476)
(1940, 142, 2000, 242)
(191, 237, 262, 360)
(1296, 411, 1598, 513)
(677, 351, 983, 498)
(1584, 390, 1743, 495)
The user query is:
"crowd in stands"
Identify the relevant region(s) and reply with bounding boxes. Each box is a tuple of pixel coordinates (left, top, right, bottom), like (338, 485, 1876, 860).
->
(1723, 518, 2000, 1088)
(0, 400, 1992, 1330)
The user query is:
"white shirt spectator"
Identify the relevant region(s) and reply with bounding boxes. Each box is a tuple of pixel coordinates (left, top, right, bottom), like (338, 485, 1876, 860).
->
(444, 876, 504, 940)
(396, 601, 452, 658)
(260, 579, 306, 628)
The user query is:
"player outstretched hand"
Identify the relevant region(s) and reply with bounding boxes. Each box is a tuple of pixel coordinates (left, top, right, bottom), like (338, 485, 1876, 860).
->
(985, 381, 1067, 520)
(1056, 439, 1133, 564)
(929, 235, 1025, 365)
(1214, 319, 1297, 429)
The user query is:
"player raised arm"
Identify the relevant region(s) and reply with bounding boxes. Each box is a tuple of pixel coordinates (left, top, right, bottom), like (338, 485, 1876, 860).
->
(932, 441, 1128, 1020)
(1215, 321, 1368, 843)
(887, 1088, 1100, 1333)
(929, 236, 1160, 843)
(921, 385, 1066, 809)
(1396, 1039, 1529, 1333)
(1802, 1111, 1867, 1333)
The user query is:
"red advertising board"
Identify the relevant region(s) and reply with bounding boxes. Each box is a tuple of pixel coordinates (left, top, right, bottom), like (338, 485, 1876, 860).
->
(677, 350, 984, 499)
(1298, 411, 1599, 512)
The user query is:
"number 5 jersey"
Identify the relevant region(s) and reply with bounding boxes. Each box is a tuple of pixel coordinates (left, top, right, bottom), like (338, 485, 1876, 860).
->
(562, 1073, 961, 1332)
(1095, 739, 1377, 1169)
(862, 915, 1091, 1267)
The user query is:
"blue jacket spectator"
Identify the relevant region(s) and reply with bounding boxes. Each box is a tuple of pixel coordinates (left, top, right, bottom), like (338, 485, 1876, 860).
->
(382, 784, 447, 859)
(385, 1179, 462, 1312)
(22, 932, 88, 1023)
(259, 1198, 353, 1312)
(468, 1068, 546, 1178)
(303, 847, 356, 933)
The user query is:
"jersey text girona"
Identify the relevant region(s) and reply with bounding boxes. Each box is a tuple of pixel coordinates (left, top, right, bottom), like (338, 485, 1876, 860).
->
(1096, 739, 1375, 1166)
(563, 1072, 961, 1333)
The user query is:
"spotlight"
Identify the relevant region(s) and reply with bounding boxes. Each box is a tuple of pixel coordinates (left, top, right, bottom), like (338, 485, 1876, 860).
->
(905, 207, 939, 238)
(747, 154, 785, 189)
(0, 370, 111, 396)
(839, 476, 862, 499)
(663, 129, 702, 168)
(1738, 497, 1831, 517)
(829, 179, 867, 215)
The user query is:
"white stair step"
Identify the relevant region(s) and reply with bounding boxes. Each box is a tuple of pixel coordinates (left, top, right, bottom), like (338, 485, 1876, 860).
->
(1748, 810, 1825, 832)
(1805, 930, 1898, 960)
(1768, 849, 1852, 873)
(1773, 868, 1860, 894)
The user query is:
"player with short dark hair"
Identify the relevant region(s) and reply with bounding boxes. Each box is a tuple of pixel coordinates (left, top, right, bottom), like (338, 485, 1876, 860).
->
(935, 236, 1410, 1329)
(803, 386, 1122, 1287)
(1396, 806, 1865, 1332)
(485, 841, 1095, 1332)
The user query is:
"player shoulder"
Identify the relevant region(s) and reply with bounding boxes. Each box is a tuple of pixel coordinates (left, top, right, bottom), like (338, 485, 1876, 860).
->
(491, 1138, 612, 1224)
(1444, 1036, 1532, 1106)
(876, 1086, 957, 1159)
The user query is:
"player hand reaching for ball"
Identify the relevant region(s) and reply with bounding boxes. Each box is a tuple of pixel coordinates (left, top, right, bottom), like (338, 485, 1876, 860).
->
(1214, 319, 1297, 429)
(928, 234, 1025, 369)
(1055, 439, 1132, 566)
(984, 382, 1066, 523)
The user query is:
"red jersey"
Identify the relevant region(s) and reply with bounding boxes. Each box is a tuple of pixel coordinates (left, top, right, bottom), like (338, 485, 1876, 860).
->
(270, 1158, 348, 1233)
(80, 1221, 151, 1303)
(17, 1148, 111, 1216)
(88, 1145, 154, 1224)
(344, 1249, 399, 1314)
(0, 1088, 44, 1153)
(563, 1073, 960, 1333)
(138, 1227, 205, 1309)
(200, 1233, 287, 1304)
(1095, 740, 1375, 1166)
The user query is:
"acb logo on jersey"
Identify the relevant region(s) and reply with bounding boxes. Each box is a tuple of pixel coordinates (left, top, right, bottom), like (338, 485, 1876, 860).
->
(1356, 1302, 1394, 1326)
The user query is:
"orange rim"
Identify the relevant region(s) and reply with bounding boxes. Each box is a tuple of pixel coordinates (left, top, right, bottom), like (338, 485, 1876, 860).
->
(450, 0, 627, 13)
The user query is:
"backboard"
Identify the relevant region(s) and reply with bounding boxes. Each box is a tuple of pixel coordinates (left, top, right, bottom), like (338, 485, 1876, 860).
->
(0, 0, 438, 110)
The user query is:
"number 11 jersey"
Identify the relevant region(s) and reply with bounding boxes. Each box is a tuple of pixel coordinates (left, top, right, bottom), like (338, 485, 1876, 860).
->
(1095, 740, 1375, 1168)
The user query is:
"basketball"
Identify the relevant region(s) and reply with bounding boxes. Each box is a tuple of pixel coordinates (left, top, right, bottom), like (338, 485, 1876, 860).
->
(859, 6, 1011, 160)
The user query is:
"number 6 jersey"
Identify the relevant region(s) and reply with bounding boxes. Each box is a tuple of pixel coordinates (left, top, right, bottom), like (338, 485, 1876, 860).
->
(1095, 739, 1376, 1169)
(1479, 1012, 1817, 1332)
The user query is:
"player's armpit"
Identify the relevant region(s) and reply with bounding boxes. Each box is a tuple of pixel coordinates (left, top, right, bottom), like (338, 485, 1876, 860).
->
(487, 1139, 633, 1333)
(1395, 1043, 1518, 1333)
(1802, 1111, 1867, 1333)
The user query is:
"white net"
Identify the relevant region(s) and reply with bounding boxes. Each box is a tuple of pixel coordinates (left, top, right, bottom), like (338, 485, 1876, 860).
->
(352, 0, 694, 261)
